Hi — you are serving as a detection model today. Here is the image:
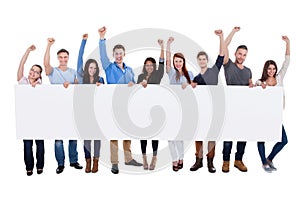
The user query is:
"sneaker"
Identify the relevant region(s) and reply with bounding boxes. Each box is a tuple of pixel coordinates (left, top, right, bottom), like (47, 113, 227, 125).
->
(267, 160, 277, 171)
(125, 159, 143, 166)
(234, 160, 248, 172)
(111, 164, 119, 174)
(262, 164, 272, 173)
(70, 162, 83, 169)
(56, 166, 65, 174)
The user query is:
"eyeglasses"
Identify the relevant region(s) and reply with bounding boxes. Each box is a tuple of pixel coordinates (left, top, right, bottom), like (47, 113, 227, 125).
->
(145, 64, 154, 67)
(30, 68, 41, 75)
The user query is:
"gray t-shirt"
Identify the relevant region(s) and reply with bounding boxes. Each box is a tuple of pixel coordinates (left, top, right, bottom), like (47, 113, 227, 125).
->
(224, 59, 252, 85)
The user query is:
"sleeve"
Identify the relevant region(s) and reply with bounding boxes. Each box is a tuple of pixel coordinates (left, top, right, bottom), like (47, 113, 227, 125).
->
(215, 55, 224, 70)
(188, 71, 194, 82)
(137, 74, 143, 84)
(98, 77, 105, 84)
(156, 58, 165, 81)
(99, 39, 112, 70)
(223, 58, 232, 68)
(277, 55, 290, 82)
(77, 39, 86, 83)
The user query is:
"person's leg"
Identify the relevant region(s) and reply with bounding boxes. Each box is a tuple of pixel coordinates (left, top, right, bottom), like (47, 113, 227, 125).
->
(123, 140, 133, 163)
(54, 140, 65, 166)
(207, 141, 216, 173)
(177, 140, 184, 169)
(234, 141, 247, 172)
(23, 140, 34, 173)
(267, 125, 288, 162)
(92, 140, 101, 173)
(149, 140, 158, 170)
(222, 141, 232, 172)
(190, 141, 203, 171)
(110, 140, 119, 174)
(168, 140, 178, 171)
(257, 142, 267, 165)
(141, 140, 148, 170)
(84, 140, 92, 173)
(35, 140, 44, 172)
(69, 140, 78, 164)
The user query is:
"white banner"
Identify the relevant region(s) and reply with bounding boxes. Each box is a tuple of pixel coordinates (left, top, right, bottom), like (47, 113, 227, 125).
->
(14, 85, 283, 141)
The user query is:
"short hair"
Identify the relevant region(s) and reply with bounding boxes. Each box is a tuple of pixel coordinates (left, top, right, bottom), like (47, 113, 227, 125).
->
(197, 51, 208, 60)
(236, 45, 248, 52)
(113, 44, 125, 52)
(57, 48, 69, 55)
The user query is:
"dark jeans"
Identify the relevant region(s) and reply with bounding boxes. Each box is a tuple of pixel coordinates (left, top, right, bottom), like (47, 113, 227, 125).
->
(23, 140, 44, 171)
(257, 125, 288, 165)
(54, 140, 78, 166)
(84, 140, 101, 158)
(222, 141, 246, 161)
(140, 140, 158, 156)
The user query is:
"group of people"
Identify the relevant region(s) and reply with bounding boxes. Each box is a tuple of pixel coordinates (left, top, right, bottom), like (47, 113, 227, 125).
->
(17, 26, 290, 176)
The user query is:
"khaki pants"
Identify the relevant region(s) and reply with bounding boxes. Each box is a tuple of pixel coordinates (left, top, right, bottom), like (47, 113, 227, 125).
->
(110, 140, 132, 164)
(195, 141, 215, 158)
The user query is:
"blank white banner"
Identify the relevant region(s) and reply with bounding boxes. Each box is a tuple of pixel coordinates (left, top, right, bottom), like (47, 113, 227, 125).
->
(14, 85, 283, 141)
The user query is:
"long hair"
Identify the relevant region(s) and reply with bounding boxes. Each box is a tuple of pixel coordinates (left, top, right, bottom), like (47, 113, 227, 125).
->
(142, 57, 157, 78)
(173, 53, 191, 84)
(259, 60, 277, 82)
(83, 59, 100, 84)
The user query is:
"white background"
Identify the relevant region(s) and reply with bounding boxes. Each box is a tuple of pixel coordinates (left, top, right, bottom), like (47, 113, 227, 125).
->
(1, 0, 299, 199)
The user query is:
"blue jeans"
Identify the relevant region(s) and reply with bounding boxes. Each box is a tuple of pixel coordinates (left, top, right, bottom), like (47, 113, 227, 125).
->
(83, 140, 101, 158)
(24, 140, 44, 171)
(222, 141, 246, 161)
(55, 140, 78, 166)
(257, 125, 288, 165)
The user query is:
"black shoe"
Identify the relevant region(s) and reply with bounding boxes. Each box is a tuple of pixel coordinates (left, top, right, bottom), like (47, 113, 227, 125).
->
(26, 170, 33, 176)
(125, 159, 143, 166)
(111, 164, 119, 174)
(207, 158, 216, 173)
(178, 161, 183, 170)
(70, 162, 83, 169)
(190, 157, 203, 171)
(37, 169, 43, 174)
(56, 166, 65, 174)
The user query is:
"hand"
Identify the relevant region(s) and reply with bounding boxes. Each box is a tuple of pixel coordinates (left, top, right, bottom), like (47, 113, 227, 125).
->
(233, 26, 240, 32)
(141, 79, 147, 88)
(167, 37, 174, 45)
(31, 81, 38, 88)
(128, 81, 134, 87)
(27, 45, 36, 52)
(214, 29, 223, 37)
(83, 33, 88, 40)
(282, 35, 289, 43)
(191, 82, 197, 88)
(63, 81, 70, 88)
(248, 83, 254, 88)
(47, 38, 55, 45)
(261, 82, 267, 89)
(96, 82, 102, 86)
(98, 26, 106, 39)
(158, 39, 164, 47)
(182, 82, 189, 89)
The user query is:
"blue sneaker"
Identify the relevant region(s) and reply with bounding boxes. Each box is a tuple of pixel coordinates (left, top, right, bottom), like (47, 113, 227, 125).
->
(262, 164, 272, 173)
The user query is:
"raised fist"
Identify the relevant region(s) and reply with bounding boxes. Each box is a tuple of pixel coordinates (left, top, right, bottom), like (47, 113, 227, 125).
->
(83, 33, 88, 40)
(98, 26, 106, 39)
(47, 38, 55, 45)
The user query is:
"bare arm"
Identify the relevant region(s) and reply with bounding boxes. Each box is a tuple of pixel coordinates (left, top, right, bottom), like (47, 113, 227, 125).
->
(166, 37, 174, 73)
(43, 38, 55, 75)
(17, 45, 36, 81)
(158, 39, 164, 59)
(223, 27, 240, 65)
(215, 29, 224, 56)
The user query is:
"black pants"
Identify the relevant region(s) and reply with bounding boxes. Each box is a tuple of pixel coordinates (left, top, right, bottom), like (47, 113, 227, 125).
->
(140, 140, 158, 156)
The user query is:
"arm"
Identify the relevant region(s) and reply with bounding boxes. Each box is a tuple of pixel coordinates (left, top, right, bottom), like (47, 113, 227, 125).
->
(223, 27, 240, 65)
(17, 45, 36, 81)
(98, 26, 111, 70)
(43, 38, 55, 75)
(277, 36, 290, 80)
(166, 37, 174, 73)
(157, 39, 165, 80)
(77, 34, 88, 79)
(214, 29, 225, 70)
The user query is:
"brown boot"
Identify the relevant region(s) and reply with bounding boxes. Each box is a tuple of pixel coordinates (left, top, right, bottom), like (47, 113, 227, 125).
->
(143, 155, 148, 170)
(85, 158, 91, 173)
(92, 157, 99, 173)
(207, 157, 216, 173)
(149, 156, 157, 170)
(222, 161, 230, 173)
(234, 160, 247, 172)
(190, 157, 203, 171)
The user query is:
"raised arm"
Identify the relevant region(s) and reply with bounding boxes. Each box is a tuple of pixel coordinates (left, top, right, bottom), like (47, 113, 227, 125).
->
(18, 45, 36, 81)
(157, 39, 165, 77)
(98, 26, 111, 70)
(283, 35, 290, 56)
(166, 37, 174, 73)
(77, 33, 88, 80)
(223, 27, 240, 65)
(277, 36, 290, 80)
(43, 38, 55, 75)
(214, 29, 225, 69)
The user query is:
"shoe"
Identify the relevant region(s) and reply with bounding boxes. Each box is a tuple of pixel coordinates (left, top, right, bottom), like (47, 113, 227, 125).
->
(125, 159, 143, 166)
(262, 164, 272, 173)
(92, 157, 99, 173)
(190, 157, 203, 171)
(142, 155, 148, 170)
(149, 156, 157, 170)
(178, 160, 183, 170)
(207, 158, 216, 173)
(56, 166, 65, 174)
(267, 160, 277, 171)
(234, 160, 248, 172)
(85, 158, 91, 173)
(111, 164, 119, 174)
(70, 162, 83, 169)
(173, 164, 179, 172)
(222, 161, 230, 173)
(26, 170, 33, 176)
(37, 169, 43, 174)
